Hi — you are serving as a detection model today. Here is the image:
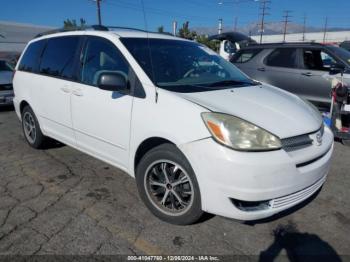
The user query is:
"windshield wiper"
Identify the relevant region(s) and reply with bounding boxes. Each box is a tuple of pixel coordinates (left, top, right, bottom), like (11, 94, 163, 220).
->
(207, 80, 259, 87)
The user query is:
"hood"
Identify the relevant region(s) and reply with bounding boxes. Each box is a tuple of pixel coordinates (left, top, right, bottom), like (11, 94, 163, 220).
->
(0, 71, 13, 85)
(176, 84, 322, 139)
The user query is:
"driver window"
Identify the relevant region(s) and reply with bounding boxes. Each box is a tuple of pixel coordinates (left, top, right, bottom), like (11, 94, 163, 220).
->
(302, 49, 337, 71)
(80, 37, 129, 86)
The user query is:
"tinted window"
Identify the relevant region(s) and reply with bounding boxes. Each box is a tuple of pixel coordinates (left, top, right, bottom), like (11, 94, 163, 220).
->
(231, 49, 261, 63)
(265, 48, 298, 68)
(18, 40, 46, 73)
(303, 49, 337, 71)
(0, 61, 13, 71)
(80, 37, 129, 86)
(39, 36, 80, 80)
(121, 38, 256, 93)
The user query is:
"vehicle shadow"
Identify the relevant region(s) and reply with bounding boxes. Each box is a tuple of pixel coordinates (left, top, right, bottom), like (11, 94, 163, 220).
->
(259, 221, 341, 262)
(0, 105, 14, 112)
(40, 139, 65, 150)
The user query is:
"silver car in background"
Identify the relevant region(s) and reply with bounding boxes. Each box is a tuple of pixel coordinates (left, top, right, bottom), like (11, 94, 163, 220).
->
(231, 42, 350, 110)
(0, 60, 14, 106)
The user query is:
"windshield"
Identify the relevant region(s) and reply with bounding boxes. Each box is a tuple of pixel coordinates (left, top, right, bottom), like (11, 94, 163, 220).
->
(121, 38, 256, 92)
(0, 61, 13, 72)
(329, 46, 350, 66)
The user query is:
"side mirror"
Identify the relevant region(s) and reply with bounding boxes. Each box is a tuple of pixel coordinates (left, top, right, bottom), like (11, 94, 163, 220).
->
(329, 63, 345, 75)
(97, 72, 129, 93)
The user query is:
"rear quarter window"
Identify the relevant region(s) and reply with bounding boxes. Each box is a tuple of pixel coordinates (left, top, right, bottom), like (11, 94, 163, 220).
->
(18, 40, 46, 73)
(231, 49, 261, 63)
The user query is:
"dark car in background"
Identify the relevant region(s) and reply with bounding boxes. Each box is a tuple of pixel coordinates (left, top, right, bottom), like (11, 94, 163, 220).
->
(0, 60, 14, 106)
(340, 41, 350, 52)
(231, 42, 350, 110)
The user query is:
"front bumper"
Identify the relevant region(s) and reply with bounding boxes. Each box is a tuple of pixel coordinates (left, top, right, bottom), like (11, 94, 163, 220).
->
(0, 90, 14, 106)
(179, 126, 333, 221)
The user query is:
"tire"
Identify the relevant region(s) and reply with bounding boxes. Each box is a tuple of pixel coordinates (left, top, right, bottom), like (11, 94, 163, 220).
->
(21, 105, 47, 149)
(136, 143, 204, 225)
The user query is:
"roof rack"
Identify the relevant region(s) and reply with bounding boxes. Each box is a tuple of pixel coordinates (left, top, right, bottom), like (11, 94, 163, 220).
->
(247, 42, 325, 47)
(35, 25, 149, 38)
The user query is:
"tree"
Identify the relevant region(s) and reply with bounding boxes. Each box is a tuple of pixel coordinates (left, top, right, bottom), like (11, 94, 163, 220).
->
(157, 26, 164, 33)
(178, 21, 197, 40)
(196, 34, 220, 52)
(63, 18, 86, 30)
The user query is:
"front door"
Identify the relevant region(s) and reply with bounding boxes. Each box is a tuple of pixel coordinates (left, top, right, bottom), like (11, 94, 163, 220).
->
(299, 48, 337, 107)
(71, 36, 133, 169)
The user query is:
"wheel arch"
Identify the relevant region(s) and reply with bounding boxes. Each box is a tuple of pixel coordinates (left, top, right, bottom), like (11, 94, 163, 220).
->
(134, 137, 175, 175)
(19, 100, 30, 114)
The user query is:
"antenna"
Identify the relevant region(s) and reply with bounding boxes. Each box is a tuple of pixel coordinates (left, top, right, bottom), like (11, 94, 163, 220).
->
(140, 0, 158, 103)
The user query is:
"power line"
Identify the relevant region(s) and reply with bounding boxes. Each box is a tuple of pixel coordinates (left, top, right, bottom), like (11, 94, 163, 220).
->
(282, 10, 292, 42)
(258, 0, 271, 44)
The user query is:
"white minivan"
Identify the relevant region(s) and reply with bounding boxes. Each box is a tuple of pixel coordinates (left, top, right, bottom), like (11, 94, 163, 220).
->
(13, 27, 334, 225)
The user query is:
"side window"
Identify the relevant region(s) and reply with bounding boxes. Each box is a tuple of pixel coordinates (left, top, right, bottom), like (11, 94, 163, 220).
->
(80, 37, 129, 86)
(18, 40, 46, 73)
(265, 48, 298, 68)
(231, 49, 261, 63)
(39, 36, 80, 80)
(302, 49, 337, 71)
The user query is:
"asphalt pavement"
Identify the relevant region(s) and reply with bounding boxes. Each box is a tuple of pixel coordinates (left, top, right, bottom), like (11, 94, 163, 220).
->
(0, 107, 349, 260)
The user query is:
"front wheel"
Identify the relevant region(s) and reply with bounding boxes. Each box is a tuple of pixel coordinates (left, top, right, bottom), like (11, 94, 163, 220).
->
(136, 144, 203, 225)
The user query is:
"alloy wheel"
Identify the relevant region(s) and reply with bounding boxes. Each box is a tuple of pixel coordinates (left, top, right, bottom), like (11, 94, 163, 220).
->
(23, 112, 37, 144)
(144, 160, 194, 216)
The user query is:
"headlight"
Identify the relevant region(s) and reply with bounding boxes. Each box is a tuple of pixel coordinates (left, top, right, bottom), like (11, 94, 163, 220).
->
(201, 112, 281, 151)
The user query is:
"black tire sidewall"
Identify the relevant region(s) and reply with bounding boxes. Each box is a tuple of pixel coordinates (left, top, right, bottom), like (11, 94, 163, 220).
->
(136, 143, 203, 225)
(21, 106, 45, 149)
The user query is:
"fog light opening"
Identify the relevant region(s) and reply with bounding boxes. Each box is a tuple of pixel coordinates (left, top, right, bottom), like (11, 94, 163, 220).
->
(231, 198, 272, 212)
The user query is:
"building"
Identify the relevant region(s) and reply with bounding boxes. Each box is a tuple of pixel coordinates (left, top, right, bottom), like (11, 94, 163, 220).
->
(0, 21, 53, 57)
(251, 31, 350, 44)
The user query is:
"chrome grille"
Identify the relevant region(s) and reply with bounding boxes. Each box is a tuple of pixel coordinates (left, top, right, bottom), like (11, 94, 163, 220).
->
(281, 124, 324, 152)
(281, 134, 313, 152)
(0, 84, 13, 91)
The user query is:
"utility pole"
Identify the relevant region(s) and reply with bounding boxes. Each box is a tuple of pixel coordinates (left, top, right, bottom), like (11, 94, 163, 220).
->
(94, 0, 102, 25)
(258, 0, 271, 44)
(218, 18, 223, 34)
(282, 10, 292, 42)
(302, 14, 307, 42)
(323, 17, 328, 43)
(172, 21, 178, 36)
(234, 17, 238, 31)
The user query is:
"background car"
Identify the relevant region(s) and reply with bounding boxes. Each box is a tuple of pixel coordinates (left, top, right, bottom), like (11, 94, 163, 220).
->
(340, 41, 350, 52)
(0, 60, 14, 106)
(231, 42, 350, 110)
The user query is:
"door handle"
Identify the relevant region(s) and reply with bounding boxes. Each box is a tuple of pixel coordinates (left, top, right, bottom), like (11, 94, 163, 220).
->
(60, 86, 71, 93)
(72, 89, 84, 97)
(257, 67, 266, 72)
(302, 72, 313, 77)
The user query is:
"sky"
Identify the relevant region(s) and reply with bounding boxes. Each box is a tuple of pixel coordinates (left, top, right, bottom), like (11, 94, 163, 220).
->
(1, 0, 350, 32)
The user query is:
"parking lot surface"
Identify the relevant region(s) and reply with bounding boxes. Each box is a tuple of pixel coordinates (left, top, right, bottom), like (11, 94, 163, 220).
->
(0, 107, 349, 259)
